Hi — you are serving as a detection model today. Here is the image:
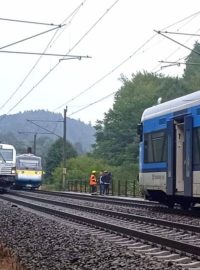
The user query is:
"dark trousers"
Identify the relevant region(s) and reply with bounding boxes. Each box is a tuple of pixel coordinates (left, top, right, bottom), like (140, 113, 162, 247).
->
(104, 184, 109, 195)
(100, 184, 105, 195)
(91, 185, 97, 193)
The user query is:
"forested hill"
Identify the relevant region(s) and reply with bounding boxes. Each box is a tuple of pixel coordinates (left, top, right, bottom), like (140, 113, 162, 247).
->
(0, 110, 95, 154)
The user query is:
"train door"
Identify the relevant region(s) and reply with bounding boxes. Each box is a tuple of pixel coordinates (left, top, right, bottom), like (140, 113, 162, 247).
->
(183, 115, 193, 197)
(166, 119, 176, 195)
(167, 115, 193, 197)
(175, 121, 184, 194)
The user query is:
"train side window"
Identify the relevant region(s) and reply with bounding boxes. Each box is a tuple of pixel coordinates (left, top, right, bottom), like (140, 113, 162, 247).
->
(193, 127, 200, 165)
(137, 123, 143, 142)
(144, 130, 167, 163)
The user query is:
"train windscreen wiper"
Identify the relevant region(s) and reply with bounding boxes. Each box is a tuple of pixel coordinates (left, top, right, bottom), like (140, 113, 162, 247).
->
(0, 151, 6, 163)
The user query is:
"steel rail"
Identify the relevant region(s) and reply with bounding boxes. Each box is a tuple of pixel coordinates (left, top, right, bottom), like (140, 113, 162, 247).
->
(9, 192, 200, 233)
(32, 190, 200, 217)
(33, 189, 159, 207)
(2, 195, 200, 257)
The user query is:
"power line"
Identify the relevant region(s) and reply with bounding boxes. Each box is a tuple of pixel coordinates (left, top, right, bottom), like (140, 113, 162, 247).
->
(154, 30, 200, 57)
(69, 91, 117, 116)
(67, 0, 120, 54)
(160, 60, 200, 65)
(159, 60, 200, 70)
(0, 25, 63, 50)
(64, 11, 200, 118)
(2, 0, 121, 117)
(27, 120, 61, 138)
(160, 30, 200, 37)
(50, 0, 87, 48)
(4, 63, 60, 116)
(54, 34, 156, 110)
(54, 10, 200, 110)
(42, 0, 87, 135)
(18, 131, 52, 134)
(161, 11, 200, 30)
(0, 50, 90, 58)
(152, 12, 200, 73)
(0, 1, 87, 113)
(25, 119, 63, 122)
(0, 17, 60, 26)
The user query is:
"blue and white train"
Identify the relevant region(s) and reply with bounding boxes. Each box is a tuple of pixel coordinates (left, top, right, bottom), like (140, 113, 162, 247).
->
(15, 153, 42, 189)
(138, 90, 200, 209)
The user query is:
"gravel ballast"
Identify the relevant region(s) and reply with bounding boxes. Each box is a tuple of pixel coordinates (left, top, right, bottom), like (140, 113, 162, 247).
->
(0, 200, 183, 270)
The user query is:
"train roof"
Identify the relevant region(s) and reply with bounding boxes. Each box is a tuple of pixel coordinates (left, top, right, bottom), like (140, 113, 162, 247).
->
(0, 143, 15, 149)
(141, 90, 200, 121)
(16, 153, 41, 159)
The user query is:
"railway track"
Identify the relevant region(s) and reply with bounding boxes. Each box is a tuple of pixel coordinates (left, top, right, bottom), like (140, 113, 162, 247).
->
(10, 190, 200, 226)
(7, 191, 200, 233)
(2, 192, 200, 269)
(33, 189, 160, 207)
(30, 189, 200, 218)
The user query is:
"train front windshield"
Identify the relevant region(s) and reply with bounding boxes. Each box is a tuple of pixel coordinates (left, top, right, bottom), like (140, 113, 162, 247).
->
(0, 149, 13, 162)
(17, 157, 42, 170)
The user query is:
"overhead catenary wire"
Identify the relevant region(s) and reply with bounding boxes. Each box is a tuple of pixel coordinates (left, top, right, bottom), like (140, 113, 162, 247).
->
(0, 1, 87, 113)
(151, 12, 200, 72)
(54, 34, 156, 110)
(1, 3, 200, 125)
(64, 11, 200, 119)
(2, 0, 120, 118)
(154, 30, 200, 57)
(50, 0, 87, 48)
(40, 0, 87, 134)
(62, 0, 120, 57)
(27, 120, 61, 138)
(160, 61, 200, 69)
(69, 90, 117, 116)
(160, 30, 200, 37)
(152, 13, 200, 73)
(160, 60, 200, 66)
(54, 10, 200, 111)
(0, 25, 64, 50)
(0, 17, 61, 26)
(0, 50, 90, 58)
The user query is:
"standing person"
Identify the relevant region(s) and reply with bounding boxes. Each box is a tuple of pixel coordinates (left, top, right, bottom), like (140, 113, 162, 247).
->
(89, 170, 97, 195)
(99, 171, 104, 195)
(99, 172, 105, 195)
(104, 171, 112, 195)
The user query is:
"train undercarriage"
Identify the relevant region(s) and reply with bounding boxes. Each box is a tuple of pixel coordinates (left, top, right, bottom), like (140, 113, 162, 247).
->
(145, 189, 200, 210)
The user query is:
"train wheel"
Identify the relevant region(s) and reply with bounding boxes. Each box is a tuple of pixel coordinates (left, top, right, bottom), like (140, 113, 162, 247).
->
(167, 202, 174, 209)
(180, 202, 191, 210)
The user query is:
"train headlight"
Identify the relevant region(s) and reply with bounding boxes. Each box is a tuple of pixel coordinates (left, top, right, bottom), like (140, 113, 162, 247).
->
(11, 168, 16, 174)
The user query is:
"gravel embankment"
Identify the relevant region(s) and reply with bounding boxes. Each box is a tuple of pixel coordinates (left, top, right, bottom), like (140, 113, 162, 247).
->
(0, 200, 183, 270)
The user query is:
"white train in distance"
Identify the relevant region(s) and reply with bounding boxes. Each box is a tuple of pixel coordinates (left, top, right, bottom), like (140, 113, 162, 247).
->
(0, 143, 16, 192)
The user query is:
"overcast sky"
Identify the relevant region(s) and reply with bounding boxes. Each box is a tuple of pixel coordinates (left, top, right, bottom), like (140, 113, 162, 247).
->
(0, 0, 200, 125)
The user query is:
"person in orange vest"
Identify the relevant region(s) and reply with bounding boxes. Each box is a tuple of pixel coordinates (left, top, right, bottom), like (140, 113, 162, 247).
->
(90, 170, 97, 194)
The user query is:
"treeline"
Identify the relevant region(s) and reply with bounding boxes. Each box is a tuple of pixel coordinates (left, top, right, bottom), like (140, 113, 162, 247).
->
(44, 42, 200, 191)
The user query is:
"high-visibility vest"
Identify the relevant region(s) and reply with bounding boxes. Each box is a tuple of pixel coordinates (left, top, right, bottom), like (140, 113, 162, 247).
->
(90, 174, 97, 186)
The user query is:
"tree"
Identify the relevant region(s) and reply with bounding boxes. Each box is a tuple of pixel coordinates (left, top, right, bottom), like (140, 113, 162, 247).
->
(46, 41, 200, 191)
(93, 72, 164, 165)
(49, 155, 115, 190)
(45, 138, 77, 180)
(93, 70, 190, 166)
(183, 41, 200, 91)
